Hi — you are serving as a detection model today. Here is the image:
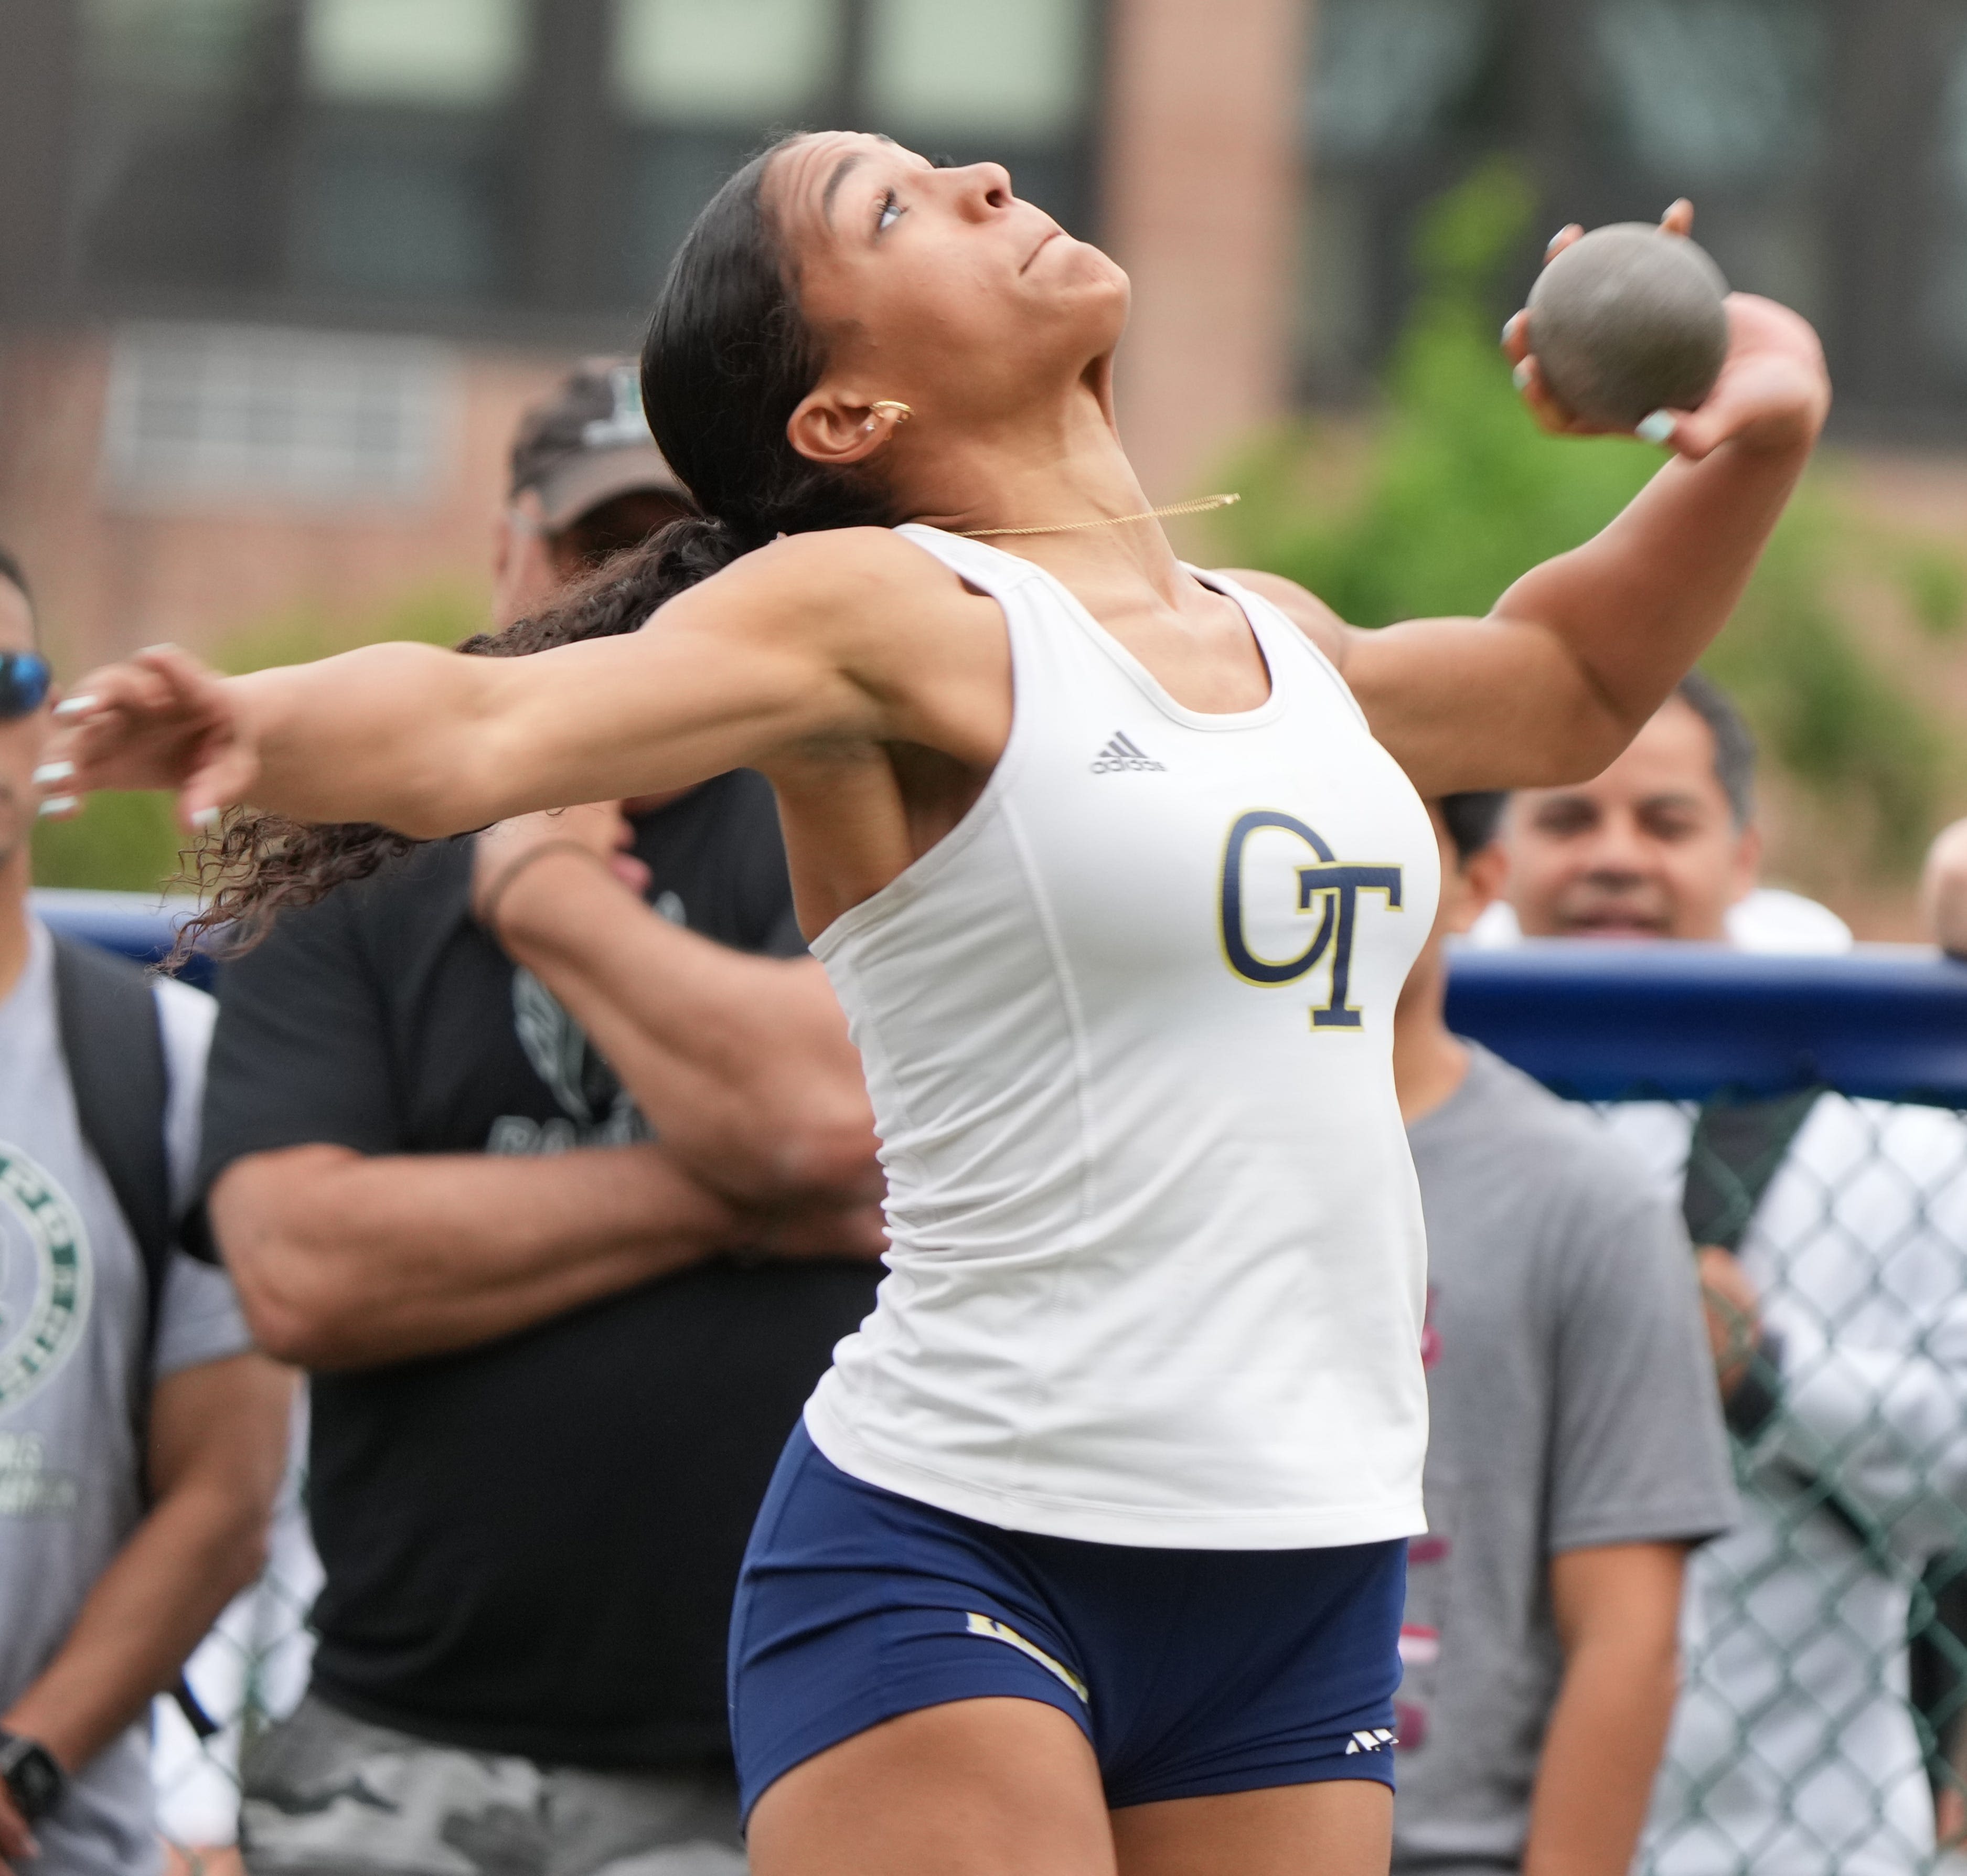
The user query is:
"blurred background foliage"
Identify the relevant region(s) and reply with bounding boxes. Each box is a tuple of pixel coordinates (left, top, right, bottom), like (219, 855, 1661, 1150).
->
(31, 583, 481, 893)
(1210, 161, 1963, 878)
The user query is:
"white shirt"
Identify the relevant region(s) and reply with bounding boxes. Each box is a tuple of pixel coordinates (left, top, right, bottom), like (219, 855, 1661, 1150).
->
(804, 528, 1440, 1548)
(1608, 1095, 1967, 1876)
(0, 921, 251, 1876)
(1467, 887, 1853, 955)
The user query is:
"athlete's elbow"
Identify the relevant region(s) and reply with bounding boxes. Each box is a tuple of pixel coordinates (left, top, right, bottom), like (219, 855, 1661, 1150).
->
(779, 1118, 885, 1204)
(1513, 707, 1647, 791)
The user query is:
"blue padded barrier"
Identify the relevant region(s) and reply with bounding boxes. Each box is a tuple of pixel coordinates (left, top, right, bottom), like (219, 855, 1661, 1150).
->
(32, 889, 216, 992)
(1444, 938, 1967, 1106)
(34, 890, 1967, 1107)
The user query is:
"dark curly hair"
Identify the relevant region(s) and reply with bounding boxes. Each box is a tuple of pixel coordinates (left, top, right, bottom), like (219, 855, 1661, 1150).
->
(180, 135, 894, 956)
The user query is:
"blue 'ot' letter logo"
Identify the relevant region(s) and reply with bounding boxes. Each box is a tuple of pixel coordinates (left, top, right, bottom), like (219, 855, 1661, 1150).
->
(1220, 811, 1403, 1028)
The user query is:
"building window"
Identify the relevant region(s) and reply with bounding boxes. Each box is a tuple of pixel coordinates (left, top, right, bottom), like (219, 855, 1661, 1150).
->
(290, 0, 527, 304)
(608, 0, 844, 302)
(1308, 0, 1495, 164)
(1593, 0, 1827, 184)
(1931, 24, 1967, 383)
(51, 0, 1106, 328)
(81, 0, 264, 94)
(865, 0, 1089, 142)
(101, 323, 457, 508)
(302, 0, 526, 106)
(1590, 0, 1829, 321)
(70, 0, 284, 294)
(1300, 0, 1500, 393)
(612, 0, 839, 124)
(860, 0, 1097, 233)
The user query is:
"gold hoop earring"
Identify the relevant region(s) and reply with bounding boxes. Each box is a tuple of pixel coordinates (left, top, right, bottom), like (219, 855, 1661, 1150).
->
(869, 401, 912, 424)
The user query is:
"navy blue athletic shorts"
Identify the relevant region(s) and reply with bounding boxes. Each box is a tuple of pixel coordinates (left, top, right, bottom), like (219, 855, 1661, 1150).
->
(728, 1424, 1406, 1822)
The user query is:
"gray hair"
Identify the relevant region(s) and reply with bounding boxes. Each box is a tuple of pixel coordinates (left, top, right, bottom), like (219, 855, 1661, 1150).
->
(1674, 670, 1756, 828)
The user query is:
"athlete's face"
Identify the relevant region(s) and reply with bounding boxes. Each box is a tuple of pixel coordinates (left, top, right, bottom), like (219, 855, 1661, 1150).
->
(0, 579, 49, 878)
(1505, 698, 1758, 942)
(769, 133, 1130, 448)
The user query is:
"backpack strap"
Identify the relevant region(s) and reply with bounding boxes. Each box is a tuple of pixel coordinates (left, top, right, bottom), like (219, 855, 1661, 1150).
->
(47, 935, 220, 1734)
(1683, 1086, 1897, 1565)
(49, 933, 172, 1342)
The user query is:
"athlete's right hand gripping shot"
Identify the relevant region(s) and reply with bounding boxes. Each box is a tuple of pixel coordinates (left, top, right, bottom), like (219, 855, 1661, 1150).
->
(41, 142, 1828, 1876)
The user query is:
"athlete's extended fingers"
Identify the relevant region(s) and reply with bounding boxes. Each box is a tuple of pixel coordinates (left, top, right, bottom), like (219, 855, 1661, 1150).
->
(1501, 310, 1530, 367)
(1660, 198, 1695, 239)
(1663, 294, 1830, 460)
(1509, 352, 1589, 436)
(44, 700, 163, 793)
(133, 641, 233, 732)
(1544, 222, 1584, 262)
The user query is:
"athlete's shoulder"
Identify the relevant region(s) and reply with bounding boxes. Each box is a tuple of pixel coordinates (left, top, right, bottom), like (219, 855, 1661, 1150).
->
(746, 525, 965, 595)
(1213, 568, 1355, 670)
(704, 526, 982, 639)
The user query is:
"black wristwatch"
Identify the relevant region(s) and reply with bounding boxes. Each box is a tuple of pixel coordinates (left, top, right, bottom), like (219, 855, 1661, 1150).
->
(0, 1730, 67, 1824)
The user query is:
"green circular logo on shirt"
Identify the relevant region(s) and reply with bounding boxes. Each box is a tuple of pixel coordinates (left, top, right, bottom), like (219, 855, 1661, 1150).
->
(0, 1145, 92, 1415)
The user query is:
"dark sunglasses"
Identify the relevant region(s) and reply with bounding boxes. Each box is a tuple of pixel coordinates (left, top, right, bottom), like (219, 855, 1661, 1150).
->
(0, 652, 51, 722)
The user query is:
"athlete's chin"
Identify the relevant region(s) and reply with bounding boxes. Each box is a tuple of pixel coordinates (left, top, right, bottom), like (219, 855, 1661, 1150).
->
(1042, 255, 1129, 349)
(1029, 237, 1127, 300)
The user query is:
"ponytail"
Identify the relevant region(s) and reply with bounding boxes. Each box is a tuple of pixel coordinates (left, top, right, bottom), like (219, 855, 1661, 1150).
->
(177, 134, 888, 959)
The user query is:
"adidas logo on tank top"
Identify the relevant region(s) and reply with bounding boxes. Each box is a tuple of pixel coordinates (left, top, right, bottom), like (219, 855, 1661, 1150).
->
(1088, 731, 1165, 774)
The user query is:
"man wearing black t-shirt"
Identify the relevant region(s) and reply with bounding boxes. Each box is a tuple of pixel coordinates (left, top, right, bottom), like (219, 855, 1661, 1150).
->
(198, 368, 887, 1876)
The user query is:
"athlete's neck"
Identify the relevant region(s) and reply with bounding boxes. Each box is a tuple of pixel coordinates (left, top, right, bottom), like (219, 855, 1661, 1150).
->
(905, 377, 1195, 608)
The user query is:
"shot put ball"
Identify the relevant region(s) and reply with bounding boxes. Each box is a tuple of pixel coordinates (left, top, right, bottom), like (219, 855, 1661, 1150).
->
(1526, 222, 1729, 430)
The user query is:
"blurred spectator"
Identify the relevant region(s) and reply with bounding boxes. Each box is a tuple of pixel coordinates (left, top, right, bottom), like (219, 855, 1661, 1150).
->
(1921, 818, 1967, 958)
(1469, 672, 1851, 953)
(1505, 677, 1967, 1875)
(0, 546, 291, 1875)
(493, 357, 696, 623)
(1392, 791, 1735, 1876)
(197, 367, 886, 1876)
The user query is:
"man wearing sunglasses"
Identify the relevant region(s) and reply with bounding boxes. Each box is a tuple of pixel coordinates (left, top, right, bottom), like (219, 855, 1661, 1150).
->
(0, 547, 293, 1874)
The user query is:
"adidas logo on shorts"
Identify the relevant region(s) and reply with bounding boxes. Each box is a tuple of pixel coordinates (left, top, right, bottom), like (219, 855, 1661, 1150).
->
(1344, 1728, 1397, 1755)
(1089, 731, 1166, 774)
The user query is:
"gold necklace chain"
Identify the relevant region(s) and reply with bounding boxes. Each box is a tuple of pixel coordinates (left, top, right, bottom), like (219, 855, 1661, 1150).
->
(956, 492, 1240, 539)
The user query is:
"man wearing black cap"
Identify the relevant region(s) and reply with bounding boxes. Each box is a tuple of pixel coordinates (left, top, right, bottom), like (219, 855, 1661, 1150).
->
(197, 363, 886, 1875)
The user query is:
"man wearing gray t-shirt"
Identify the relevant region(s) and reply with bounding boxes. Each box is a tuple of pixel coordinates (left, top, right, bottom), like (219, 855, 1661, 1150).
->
(1389, 792, 1738, 1876)
(1, 548, 292, 1874)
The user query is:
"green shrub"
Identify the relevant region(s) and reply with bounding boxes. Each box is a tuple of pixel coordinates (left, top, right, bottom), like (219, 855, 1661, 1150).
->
(31, 790, 188, 897)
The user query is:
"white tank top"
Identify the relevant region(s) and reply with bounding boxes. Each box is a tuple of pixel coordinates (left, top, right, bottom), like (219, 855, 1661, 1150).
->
(803, 525, 1440, 1549)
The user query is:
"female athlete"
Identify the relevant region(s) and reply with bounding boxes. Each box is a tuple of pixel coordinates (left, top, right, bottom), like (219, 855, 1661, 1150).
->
(47, 135, 1826, 1876)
